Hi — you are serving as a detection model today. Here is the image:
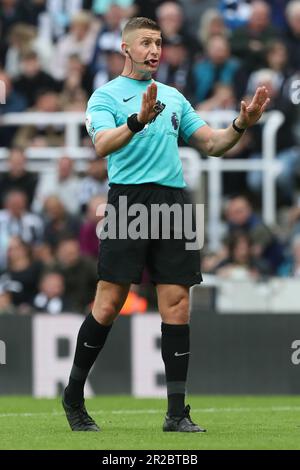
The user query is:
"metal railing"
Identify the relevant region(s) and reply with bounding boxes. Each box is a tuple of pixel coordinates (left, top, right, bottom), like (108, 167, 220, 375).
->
(0, 110, 285, 250)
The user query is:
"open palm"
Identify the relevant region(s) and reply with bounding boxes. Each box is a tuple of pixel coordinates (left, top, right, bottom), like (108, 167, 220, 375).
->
(238, 86, 270, 128)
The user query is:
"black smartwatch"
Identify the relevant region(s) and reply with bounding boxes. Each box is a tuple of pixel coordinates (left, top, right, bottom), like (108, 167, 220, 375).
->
(232, 118, 246, 134)
(127, 113, 145, 133)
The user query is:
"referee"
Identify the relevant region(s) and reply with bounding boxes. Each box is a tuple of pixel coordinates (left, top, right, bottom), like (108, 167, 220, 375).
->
(62, 17, 269, 432)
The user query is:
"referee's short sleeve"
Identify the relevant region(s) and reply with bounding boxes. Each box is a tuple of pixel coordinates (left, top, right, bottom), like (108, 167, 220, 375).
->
(179, 94, 206, 143)
(86, 88, 117, 144)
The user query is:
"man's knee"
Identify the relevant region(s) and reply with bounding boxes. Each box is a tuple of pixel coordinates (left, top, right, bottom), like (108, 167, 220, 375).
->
(162, 296, 190, 324)
(92, 281, 130, 325)
(92, 302, 119, 325)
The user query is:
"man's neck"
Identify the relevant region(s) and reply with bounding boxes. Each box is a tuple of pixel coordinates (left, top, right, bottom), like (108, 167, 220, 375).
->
(121, 67, 152, 81)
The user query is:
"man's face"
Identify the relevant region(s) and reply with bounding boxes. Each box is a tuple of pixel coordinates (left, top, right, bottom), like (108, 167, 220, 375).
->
(57, 241, 80, 266)
(58, 157, 73, 179)
(207, 36, 230, 65)
(21, 56, 40, 77)
(226, 198, 251, 226)
(9, 149, 26, 176)
(124, 29, 162, 73)
(6, 192, 27, 216)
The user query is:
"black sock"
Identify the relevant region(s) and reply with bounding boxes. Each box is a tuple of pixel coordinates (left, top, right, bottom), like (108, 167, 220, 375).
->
(64, 313, 112, 405)
(161, 322, 190, 417)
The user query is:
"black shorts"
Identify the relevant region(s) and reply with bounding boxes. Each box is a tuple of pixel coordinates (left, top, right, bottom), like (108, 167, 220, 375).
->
(98, 183, 202, 286)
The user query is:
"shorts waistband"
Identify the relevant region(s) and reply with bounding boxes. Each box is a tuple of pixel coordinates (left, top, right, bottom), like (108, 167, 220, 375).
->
(109, 183, 184, 191)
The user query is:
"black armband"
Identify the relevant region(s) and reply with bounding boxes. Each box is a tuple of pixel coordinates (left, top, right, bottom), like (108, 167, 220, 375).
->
(127, 113, 145, 133)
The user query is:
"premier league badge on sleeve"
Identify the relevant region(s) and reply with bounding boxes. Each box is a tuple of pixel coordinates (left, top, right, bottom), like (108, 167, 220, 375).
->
(85, 114, 96, 140)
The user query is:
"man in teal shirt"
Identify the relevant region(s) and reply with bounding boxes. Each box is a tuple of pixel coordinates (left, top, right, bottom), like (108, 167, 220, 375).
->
(63, 16, 269, 433)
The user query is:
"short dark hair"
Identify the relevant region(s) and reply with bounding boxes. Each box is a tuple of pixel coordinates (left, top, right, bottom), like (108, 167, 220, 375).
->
(122, 17, 160, 38)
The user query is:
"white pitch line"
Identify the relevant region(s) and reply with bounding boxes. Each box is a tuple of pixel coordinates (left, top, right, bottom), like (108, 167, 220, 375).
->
(1, 406, 300, 419)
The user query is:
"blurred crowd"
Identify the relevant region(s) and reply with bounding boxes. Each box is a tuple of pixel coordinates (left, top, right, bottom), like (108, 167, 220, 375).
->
(1, 0, 300, 313)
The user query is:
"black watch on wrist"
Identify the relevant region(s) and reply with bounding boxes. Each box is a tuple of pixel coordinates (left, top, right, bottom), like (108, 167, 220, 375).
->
(232, 118, 246, 134)
(127, 113, 145, 133)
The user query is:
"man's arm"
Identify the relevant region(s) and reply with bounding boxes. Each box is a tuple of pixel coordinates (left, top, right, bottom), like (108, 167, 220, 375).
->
(189, 86, 270, 157)
(95, 83, 158, 158)
(95, 125, 134, 158)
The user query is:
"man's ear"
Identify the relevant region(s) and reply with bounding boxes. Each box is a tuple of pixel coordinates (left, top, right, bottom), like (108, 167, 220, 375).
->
(121, 43, 129, 57)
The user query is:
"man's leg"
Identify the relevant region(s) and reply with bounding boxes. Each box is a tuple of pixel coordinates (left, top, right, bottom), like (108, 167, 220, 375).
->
(157, 284, 206, 432)
(63, 280, 130, 431)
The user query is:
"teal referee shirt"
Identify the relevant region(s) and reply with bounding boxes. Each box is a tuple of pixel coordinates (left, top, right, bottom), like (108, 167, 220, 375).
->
(86, 76, 206, 188)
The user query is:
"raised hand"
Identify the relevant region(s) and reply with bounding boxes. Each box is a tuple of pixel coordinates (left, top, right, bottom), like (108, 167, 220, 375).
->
(137, 82, 158, 124)
(237, 86, 270, 129)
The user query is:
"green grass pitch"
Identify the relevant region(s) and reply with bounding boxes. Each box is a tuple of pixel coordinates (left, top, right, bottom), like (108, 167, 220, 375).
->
(1, 395, 300, 450)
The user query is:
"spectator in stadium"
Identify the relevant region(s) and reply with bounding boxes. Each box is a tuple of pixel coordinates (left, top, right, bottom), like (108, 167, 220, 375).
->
(197, 9, 229, 51)
(13, 89, 64, 148)
(0, 70, 28, 146)
(79, 194, 107, 258)
(3, 23, 35, 78)
(0, 147, 38, 209)
(179, 0, 219, 38)
(245, 68, 300, 205)
(0, 282, 17, 315)
(33, 156, 81, 215)
(2, 236, 44, 309)
(52, 10, 98, 80)
(63, 53, 94, 98)
(55, 237, 98, 312)
(196, 83, 237, 112)
(224, 195, 284, 273)
(278, 234, 300, 277)
(13, 50, 60, 108)
(4, 22, 53, 78)
(40, 0, 89, 41)
(193, 35, 240, 104)
(0, 190, 44, 270)
(78, 157, 109, 213)
(42, 196, 81, 249)
(62, 88, 88, 112)
(0, 0, 33, 60)
(32, 271, 70, 314)
(89, 4, 126, 76)
(33, 242, 56, 268)
(215, 231, 271, 279)
(59, 55, 90, 111)
(233, 37, 293, 104)
(284, 0, 300, 70)
(264, 39, 292, 82)
(156, 2, 196, 54)
(133, 0, 171, 21)
(230, 0, 278, 72)
(93, 49, 125, 89)
(155, 35, 194, 101)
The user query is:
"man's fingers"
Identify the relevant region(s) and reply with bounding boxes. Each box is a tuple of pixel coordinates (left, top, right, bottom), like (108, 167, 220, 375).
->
(146, 83, 157, 105)
(260, 97, 270, 114)
(142, 92, 147, 108)
(141, 92, 148, 116)
(241, 100, 247, 113)
(257, 87, 268, 106)
(150, 82, 157, 101)
(252, 86, 269, 108)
